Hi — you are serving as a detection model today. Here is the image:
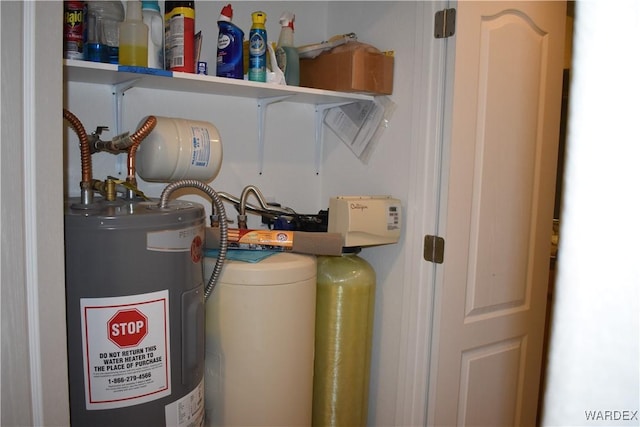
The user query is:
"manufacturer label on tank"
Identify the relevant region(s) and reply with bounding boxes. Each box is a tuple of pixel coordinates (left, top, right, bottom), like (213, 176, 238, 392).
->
(147, 225, 204, 254)
(80, 290, 171, 410)
(190, 126, 211, 168)
(165, 377, 205, 427)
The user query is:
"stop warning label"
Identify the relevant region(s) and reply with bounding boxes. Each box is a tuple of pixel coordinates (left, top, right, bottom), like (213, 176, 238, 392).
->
(80, 290, 171, 410)
(108, 309, 148, 348)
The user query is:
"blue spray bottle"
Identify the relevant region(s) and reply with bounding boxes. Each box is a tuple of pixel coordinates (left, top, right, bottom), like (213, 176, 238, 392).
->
(248, 11, 267, 82)
(216, 4, 244, 79)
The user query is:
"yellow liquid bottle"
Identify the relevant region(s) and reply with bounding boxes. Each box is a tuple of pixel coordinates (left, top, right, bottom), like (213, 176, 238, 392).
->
(119, 44, 148, 66)
(119, 1, 148, 66)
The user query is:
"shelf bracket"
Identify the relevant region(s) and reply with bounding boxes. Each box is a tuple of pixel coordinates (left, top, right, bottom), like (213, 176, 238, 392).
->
(112, 78, 139, 134)
(111, 78, 139, 175)
(257, 95, 291, 175)
(314, 102, 355, 175)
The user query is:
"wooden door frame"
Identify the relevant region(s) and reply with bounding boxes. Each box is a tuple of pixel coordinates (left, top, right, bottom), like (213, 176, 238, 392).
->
(393, 1, 452, 425)
(1, 2, 68, 425)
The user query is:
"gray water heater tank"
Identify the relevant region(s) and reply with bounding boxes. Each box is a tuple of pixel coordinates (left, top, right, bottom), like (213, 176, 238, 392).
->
(65, 198, 206, 426)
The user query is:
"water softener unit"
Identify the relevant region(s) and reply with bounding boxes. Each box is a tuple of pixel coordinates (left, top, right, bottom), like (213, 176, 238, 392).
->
(312, 196, 401, 426)
(64, 109, 225, 426)
(313, 250, 376, 426)
(203, 252, 316, 426)
(202, 185, 317, 426)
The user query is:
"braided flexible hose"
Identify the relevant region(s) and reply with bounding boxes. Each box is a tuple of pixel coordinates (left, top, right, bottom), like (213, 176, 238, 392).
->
(159, 180, 228, 301)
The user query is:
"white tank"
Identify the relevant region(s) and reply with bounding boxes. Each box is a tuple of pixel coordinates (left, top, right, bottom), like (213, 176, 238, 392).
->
(136, 116, 223, 183)
(203, 252, 316, 426)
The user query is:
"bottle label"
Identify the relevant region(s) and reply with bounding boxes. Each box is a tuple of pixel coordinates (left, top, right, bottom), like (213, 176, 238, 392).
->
(216, 25, 244, 79)
(275, 47, 287, 73)
(165, 7, 195, 72)
(64, 1, 86, 60)
(218, 34, 231, 50)
(248, 29, 266, 82)
(249, 32, 266, 57)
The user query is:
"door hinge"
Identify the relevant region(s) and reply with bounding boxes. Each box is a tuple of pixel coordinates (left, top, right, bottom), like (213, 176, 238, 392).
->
(424, 235, 445, 264)
(434, 8, 456, 39)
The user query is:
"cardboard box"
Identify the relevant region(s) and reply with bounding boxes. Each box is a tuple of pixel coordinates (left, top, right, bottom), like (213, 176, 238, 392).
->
(205, 227, 344, 256)
(299, 46, 394, 95)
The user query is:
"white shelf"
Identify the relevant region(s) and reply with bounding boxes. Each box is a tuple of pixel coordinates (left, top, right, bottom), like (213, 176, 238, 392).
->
(63, 59, 373, 105)
(64, 59, 371, 174)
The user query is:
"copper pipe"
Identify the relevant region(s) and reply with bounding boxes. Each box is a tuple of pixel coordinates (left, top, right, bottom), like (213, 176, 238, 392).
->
(127, 116, 157, 184)
(63, 109, 92, 184)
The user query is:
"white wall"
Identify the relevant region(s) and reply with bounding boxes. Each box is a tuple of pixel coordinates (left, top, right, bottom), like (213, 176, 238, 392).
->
(542, 1, 640, 425)
(323, 3, 426, 423)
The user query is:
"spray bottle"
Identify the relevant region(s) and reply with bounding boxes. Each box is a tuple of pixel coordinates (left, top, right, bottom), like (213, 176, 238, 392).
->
(216, 4, 244, 79)
(276, 11, 300, 86)
(119, 0, 149, 67)
(248, 11, 267, 82)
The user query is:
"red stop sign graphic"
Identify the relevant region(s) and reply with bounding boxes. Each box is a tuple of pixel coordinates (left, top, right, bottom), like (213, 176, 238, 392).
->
(108, 309, 148, 348)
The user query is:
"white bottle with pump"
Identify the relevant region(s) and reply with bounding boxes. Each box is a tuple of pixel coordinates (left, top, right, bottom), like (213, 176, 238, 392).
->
(141, 0, 163, 69)
(275, 11, 300, 86)
(119, 0, 148, 67)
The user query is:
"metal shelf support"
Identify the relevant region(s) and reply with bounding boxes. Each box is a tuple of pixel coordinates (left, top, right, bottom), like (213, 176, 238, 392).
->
(314, 102, 355, 175)
(112, 78, 139, 175)
(257, 95, 292, 174)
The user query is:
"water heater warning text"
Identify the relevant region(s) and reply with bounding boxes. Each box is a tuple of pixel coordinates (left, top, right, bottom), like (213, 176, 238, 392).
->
(80, 291, 171, 410)
(94, 346, 161, 372)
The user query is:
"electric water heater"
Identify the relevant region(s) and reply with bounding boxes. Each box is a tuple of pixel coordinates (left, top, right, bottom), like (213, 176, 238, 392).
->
(65, 198, 206, 426)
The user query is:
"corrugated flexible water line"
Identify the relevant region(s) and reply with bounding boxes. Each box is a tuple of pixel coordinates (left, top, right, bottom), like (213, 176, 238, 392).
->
(159, 179, 228, 300)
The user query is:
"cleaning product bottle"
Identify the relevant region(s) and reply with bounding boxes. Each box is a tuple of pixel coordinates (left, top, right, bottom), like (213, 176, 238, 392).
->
(216, 4, 244, 79)
(276, 11, 300, 86)
(85, 0, 125, 63)
(165, 1, 195, 73)
(64, 1, 86, 60)
(119, 0, 148, 66)
(248, 11, 267, 82)
(141, 0, 163, 69)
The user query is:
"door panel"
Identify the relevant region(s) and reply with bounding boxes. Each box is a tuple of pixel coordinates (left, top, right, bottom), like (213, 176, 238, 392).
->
(467, 11, 546, 319)
(428, 2, 566, 426)
(459, 337, 524, 426)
